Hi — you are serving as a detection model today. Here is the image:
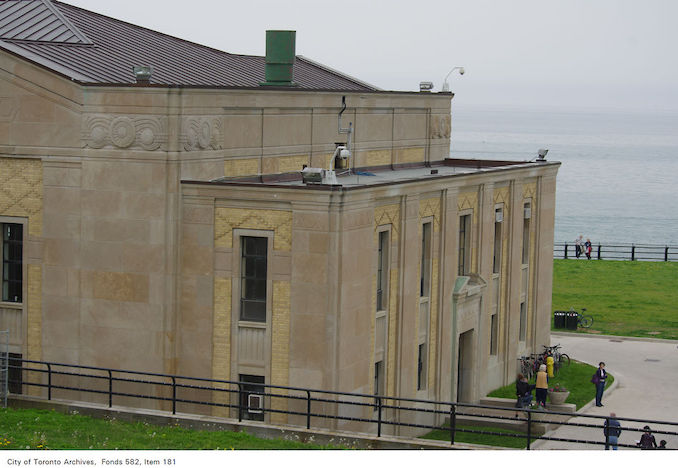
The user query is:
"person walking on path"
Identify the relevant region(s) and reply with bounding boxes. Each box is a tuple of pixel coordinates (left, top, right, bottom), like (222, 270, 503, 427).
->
(535, 364, 549, 408)
(592, 361, 608, 407)
(637, 426, 657, 449)
(585, 238, 593, 260)
(575, 235, 583, 258)
(604, 412, 622, 450)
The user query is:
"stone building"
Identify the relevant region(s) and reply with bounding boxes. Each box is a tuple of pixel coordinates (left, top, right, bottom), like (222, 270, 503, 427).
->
(0, 1, 558, 430)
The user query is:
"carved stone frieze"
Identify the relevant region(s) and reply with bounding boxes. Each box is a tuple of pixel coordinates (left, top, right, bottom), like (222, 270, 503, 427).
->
(182, 117, 223, 151)
(82, 115, 168, 150)
(429, 114, 451, 139)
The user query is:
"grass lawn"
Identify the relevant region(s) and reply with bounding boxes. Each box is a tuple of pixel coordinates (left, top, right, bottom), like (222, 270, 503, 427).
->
(422, 424, 527, 449)
(486, 360, 613, 410)
(0, 408, 340, 450)
(552, 259, 678, 340)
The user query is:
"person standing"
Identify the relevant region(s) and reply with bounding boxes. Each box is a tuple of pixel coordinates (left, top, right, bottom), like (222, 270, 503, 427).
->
(637, 426, 657, 449)
(592, 361, 607, 407)
(585, 238, 593, 260)
(604, 412, 622, 450)
(535, 364, 548, 408)
(575, 235, 583, 258)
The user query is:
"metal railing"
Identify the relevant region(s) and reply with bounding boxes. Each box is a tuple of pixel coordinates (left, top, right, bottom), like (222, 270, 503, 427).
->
(6, 359, 678, 450)
(554, 242, 678, 262)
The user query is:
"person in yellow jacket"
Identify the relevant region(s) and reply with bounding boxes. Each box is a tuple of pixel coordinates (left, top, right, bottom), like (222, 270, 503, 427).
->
(535, 364, 549, 408)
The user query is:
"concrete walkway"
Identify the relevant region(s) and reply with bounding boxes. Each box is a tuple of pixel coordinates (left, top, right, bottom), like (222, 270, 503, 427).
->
(533, 333, 678, 450)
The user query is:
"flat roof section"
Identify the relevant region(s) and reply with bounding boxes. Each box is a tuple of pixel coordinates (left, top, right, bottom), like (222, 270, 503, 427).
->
(186, 159, 559, 191)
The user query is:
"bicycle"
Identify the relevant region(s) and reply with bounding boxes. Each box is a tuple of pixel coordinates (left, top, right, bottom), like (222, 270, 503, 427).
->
(543, 343, 570, 373)
(517, 355, 535, 380)
(570, 307, 594, 328)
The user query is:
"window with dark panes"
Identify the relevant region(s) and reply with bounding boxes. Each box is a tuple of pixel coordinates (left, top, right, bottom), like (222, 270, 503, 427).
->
(240, 236, 267, 322)
(458, 215, 471, 276)
(238, 374, 265, 421)
(490, 313, 498, 355)
(376, 231, 389, 311)
(493, 210, 502, 274)
(417, 343, 427, 391)
(2, 223, 22, 303)
(420, 222, 431, 297)
(522, 209, 531, 265)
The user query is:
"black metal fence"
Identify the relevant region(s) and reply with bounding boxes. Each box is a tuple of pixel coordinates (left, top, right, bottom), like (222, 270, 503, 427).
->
(554, 242, 678, 262)
(6, 358, 678, 450)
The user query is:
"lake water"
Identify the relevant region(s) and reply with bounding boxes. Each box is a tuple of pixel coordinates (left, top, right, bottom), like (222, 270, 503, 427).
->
(449, 107, 678, 245)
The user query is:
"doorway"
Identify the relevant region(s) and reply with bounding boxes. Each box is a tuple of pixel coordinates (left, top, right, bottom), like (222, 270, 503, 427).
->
(456, 330, 474, 402)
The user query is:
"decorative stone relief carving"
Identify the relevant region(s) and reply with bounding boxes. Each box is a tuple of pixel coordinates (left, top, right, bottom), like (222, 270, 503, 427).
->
(182, 117, 223, 151)
(82, 115, 168, 150)
(429, 114, 451, 139)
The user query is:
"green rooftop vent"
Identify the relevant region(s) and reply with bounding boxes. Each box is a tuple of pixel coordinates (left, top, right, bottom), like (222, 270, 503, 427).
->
(260, 30, 298, 87)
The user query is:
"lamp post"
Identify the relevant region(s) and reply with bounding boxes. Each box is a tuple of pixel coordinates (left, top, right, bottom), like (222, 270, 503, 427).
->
(442, 66, 465, 92)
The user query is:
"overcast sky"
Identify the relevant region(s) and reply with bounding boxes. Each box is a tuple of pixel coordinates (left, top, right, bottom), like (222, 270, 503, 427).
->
(65, 0, 678, 112)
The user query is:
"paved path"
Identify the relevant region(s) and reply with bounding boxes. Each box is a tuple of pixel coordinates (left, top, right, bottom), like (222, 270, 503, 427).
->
(532, 333, 678, 450)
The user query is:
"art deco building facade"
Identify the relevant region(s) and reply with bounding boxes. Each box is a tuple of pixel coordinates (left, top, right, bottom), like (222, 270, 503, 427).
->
(0, 0, 558, 431)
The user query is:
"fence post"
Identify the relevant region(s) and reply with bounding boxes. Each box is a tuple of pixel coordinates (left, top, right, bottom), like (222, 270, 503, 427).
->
(171, 377, 176, 415)
(377, 396, 382, 437)
(597, 244, 601, 260)
(107, 370, 112, 408)
(666, 246, 669, 262)
(526, 410, 532, 450)
(46, 363, 52, 401)
(306, 390, 311, 430)
(237, 384, 243, 422)
(564, 243, 568, 259)
(604, 417, 610, 450)
(631, 245, 636, 261)
(450, 404, 456, 445)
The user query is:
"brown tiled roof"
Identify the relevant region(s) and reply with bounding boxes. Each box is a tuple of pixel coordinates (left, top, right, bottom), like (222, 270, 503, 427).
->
(0, 0, 378, 91)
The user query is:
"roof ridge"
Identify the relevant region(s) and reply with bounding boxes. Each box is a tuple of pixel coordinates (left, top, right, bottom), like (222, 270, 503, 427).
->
(0, 0, 92, 44)
(297, 55, 380, 91)
(41, 0, 91, 43)
(54, 0, 240, 59)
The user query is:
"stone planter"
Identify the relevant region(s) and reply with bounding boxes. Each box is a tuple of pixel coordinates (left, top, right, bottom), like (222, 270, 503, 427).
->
(548, 390, 570, 405)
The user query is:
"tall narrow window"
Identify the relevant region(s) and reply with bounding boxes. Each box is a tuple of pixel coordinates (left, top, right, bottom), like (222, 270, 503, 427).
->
(417, 343, 427, 391)
(490, 313, 498, 355)
(522, 204, 531, 265)
(2, 223, 22, 303)
(240, 236, 267, 322)
(376, 231, 389, 311)
(493, 208, 502, 274)
(374, 361, 383, 397)
(458, 214, 471, 276)
(519, 302, 527, 342)
(420, 222, 432, 297)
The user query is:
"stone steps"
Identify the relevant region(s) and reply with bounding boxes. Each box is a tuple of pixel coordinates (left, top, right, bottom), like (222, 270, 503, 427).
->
(442, 397, 578, 437)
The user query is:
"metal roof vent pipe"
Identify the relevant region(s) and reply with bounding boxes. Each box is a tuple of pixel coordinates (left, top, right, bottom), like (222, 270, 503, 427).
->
(260, 30, 298, 87)
(133, 65, 153, 84)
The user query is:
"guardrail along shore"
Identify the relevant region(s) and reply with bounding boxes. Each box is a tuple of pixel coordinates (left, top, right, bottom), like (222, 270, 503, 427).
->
(554, 242, 678, 262)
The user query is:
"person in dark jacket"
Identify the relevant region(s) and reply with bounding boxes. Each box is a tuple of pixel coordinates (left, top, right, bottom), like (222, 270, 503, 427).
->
(604, 412, 622, 450)
(637, 426, 657, 449)
(592, 362, 607, 406)
(515, 373, 535, 408)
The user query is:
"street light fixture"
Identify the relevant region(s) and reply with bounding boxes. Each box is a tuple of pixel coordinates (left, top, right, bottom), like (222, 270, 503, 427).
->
(442, 66, 465, 92)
